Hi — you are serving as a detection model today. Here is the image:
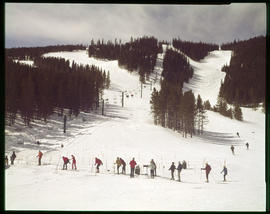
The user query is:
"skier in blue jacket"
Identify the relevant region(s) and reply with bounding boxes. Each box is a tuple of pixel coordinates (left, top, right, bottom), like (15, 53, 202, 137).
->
(221, 166, 228, 182)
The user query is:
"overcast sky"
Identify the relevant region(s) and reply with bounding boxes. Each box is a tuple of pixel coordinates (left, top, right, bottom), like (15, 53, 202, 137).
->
(5, 3, 266, 48)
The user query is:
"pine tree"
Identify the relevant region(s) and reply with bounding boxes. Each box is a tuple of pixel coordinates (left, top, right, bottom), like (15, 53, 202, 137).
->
(233, 104, 243, 121)
(203, 100, 211, 110)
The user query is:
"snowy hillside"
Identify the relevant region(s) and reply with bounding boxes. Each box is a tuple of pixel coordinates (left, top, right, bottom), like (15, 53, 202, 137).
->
(5, 48, 265, 211)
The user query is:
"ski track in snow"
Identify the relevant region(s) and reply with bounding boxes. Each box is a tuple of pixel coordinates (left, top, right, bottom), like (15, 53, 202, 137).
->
(5, 48, 265, 211)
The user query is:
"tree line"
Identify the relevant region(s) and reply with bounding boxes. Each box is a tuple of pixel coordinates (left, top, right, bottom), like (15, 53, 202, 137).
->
(88, 36, 162, 82)
(5, 56, 109, 126)
(150, 49, 205, 137)
(6, 44, 86, 60)
(220, 36, 265, 107)
(172, 38, 219, 61)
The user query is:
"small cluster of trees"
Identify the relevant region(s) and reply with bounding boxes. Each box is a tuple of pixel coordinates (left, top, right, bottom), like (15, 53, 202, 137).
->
(5, 56, 109, 126)
(6, 44, 86, 60)
(150, 84, 208, 137)
(220, 36, 265, 106)
(172, 38, 219, 61)
(212, 96, 243, 121)
(88, 36, 162, 82)
(162, 49, 193, 87)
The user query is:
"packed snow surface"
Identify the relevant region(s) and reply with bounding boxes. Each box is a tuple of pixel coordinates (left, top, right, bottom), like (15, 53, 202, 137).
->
(5, 49, 265, 211)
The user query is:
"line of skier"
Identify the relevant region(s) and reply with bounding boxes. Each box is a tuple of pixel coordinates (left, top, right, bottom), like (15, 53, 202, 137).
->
(6, 141, 251, 183)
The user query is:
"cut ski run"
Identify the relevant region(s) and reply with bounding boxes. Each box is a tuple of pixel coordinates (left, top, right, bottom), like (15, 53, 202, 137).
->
(5, 45, 265, 211)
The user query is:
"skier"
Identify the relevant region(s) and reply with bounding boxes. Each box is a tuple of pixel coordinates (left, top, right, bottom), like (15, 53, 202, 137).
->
(62, 156, 69, 170)
(169, 162, 176, 180)
(149, 159, 155, 178)
(231, 145, 235, 155)
(10, 151, 16, 165)
(129, 158, 137, 178)
(177, 161, 183, 182)
(36, 150, 43, 166)
(201, 163, 211, 182)
(237, 132, 240, 137)
(151, 159, 157, 176)
(220, 165, 228, 182)
(95, 157, 103, 173)
(120, 157, 126, 174)
(71, 155, 77, 170)
(182, 160, 187, 169)
(246, 142, 249, 150)
(5, 155, 9, 167)
(115, 157, 121, 174)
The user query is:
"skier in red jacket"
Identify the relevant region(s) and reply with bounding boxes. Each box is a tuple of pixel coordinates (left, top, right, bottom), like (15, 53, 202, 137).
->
(201, 163, 212, 182)
(95, 157, 103, 173)
(71, 155, 77, 170)
(36, 150, 43, 166)
(129, 158, 137, 178)
(62, 156, 69, 170)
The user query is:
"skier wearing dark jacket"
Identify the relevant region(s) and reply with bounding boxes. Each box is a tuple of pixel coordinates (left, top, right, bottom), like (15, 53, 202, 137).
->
(129, 158, 137, 178)
(10, 151, 16, 165)
(201, 163, 211, 182)
(5, 155, 9, 167)
(120, 158, 126, 174)
(177, 161, 183, 182)
(221, 166, 228, 181)
(231, 145, 235, 155)
(95, 157, 103, 173)
(169, 162, 176, 180)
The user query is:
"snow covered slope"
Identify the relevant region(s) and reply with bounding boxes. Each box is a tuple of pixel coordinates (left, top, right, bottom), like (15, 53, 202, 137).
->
(5, 49, 265, 211)
(168, 45, 232, 106)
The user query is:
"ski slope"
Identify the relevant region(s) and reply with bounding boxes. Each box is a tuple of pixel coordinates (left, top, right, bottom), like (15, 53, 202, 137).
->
(5, 48, 265, 211)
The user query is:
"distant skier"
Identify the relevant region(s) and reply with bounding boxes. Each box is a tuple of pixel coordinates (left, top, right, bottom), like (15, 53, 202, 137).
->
(129, 158, 137, 178)
(220, 165, 228, 182)
(115, 157, 121, 174)
(36, 150, 43, 166)
(71, 155, 77, 170)
(231, 145, 235, 155)
(149, 159, 155, 178)
(246, 142, 249, 150)
(120, 157, 126, 174)
(182, 160, 187, 169)
(237, 132, 240, 137)
(95, 157, 103, 173)
(151, 159, 157, 176)
(201, 163, 211, 183)
(177, 161, 183, 182)
(5, 155, 9, 167)
(10, 151, 16, 165)
(62, 156, 70, 170)
(169, 162, 176, 180)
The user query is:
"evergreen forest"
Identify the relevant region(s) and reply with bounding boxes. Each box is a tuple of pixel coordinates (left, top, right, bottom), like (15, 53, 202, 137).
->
(220, 36, 265, 106)
(172, 38, 219, 61)
(88, 36, 162, 82)
(5, 56, 108, 126)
